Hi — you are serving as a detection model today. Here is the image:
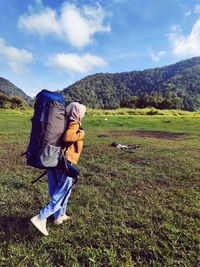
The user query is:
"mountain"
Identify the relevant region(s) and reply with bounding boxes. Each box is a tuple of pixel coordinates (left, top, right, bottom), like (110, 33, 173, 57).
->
(0, 77, 31, 102)
(62, 57, 200, 110)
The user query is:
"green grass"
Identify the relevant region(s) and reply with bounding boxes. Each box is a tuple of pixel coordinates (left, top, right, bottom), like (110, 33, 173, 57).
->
(0, 109, 200, 266)
(86, 107, 200, 116)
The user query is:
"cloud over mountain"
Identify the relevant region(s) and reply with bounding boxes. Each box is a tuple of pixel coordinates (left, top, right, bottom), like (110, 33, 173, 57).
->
(0, 38, 33, 73)
(49, 52, 107, 73)
(149, 50, 166, 62)
(169, 19, 200, 58)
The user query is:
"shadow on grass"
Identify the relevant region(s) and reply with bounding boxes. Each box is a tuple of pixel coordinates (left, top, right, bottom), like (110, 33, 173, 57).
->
(0, 216, 41, 243)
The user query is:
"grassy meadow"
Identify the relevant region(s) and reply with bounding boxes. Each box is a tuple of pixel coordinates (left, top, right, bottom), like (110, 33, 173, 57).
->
(0, 109, 200, 266)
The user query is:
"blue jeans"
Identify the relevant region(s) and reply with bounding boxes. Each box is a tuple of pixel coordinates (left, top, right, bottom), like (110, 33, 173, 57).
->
(39, 167, 72, 220)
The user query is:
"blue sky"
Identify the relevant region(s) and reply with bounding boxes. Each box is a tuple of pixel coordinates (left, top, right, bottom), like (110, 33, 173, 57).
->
(1, 0, 200, 96)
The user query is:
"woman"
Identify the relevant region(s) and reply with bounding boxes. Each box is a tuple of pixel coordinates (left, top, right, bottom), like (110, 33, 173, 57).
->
(31, 102, 86, 236)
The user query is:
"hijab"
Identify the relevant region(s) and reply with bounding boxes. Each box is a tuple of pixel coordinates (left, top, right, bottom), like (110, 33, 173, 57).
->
(66, 102, 86, 125)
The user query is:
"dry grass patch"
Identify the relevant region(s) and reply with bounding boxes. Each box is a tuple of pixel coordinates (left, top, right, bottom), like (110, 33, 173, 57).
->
(110, 130, 187, 140)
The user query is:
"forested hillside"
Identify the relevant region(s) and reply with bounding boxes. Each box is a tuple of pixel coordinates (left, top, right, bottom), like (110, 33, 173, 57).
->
(0, 77, 32, 109)
(0, 77, 31, 103)
(1, 57, 200, 111)
(63, 57, 200, 110)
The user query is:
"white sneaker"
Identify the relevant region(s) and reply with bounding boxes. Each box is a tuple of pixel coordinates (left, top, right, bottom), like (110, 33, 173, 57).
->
(54, 215, 71, 225)
(30, 215, 49, 236)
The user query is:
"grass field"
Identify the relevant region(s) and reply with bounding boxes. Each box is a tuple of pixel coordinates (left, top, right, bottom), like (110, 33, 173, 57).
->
(0, 109, 200, 266)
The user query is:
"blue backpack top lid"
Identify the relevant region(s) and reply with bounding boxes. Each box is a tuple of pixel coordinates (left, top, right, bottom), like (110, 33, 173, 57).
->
(36, 89, 65, 105)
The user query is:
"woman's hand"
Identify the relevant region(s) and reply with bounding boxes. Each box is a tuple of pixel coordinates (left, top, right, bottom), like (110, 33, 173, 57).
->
(78, 129, 85, 138)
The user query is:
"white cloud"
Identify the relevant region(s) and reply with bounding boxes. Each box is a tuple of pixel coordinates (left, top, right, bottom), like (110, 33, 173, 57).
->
(18, 3, 111, 49)
(185, 4, 200, 17)
(185, 10, 192, 17)
(194, 4, 200, 14)
(149, 50, 166, 62)
(49, 52, 107, 73)
(19, 8, 60, 36)
(169, 20, 200, 57)
(0, 38, 33, 73)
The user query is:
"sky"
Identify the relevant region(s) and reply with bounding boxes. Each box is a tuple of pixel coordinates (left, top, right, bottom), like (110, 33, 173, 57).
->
(1, 0, 200, 96)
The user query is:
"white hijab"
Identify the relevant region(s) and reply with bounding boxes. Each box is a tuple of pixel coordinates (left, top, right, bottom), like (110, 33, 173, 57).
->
(66, 102, 86, 125)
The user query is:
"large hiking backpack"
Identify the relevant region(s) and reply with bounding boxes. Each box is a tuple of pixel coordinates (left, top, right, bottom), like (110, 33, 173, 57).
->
(26, 89, 67, 169)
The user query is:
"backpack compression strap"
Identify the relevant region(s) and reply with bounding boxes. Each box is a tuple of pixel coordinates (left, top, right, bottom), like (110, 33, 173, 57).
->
(31, 170, 47, 184)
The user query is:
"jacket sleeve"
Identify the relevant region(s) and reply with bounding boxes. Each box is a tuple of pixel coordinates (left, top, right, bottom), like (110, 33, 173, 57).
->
(63, 122, 84, 143)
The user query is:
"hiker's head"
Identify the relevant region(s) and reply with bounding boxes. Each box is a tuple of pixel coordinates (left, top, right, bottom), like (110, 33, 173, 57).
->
(66, 102, 86, 124)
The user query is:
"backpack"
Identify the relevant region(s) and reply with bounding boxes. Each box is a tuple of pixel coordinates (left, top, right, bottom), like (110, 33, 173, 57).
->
(26, 89, 67, 169)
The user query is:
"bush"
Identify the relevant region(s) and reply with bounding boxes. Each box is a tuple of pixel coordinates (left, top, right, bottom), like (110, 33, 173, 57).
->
(0, 94, 30, 110)
(146, 108, 160, 115)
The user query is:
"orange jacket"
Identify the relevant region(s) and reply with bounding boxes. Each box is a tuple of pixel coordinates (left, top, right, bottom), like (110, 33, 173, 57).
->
(63, 122, 84, 165)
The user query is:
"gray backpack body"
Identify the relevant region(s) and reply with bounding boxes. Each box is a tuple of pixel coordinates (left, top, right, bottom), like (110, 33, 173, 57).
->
(26, 90, 67, 169)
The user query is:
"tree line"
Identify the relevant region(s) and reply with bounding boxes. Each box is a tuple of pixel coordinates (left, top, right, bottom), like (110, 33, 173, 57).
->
(120, 93, 199, 111)
(0, 93, 30, 110)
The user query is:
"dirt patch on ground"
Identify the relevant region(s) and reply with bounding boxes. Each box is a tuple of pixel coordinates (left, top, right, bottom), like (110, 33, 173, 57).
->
(109, 130, 187, 140)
